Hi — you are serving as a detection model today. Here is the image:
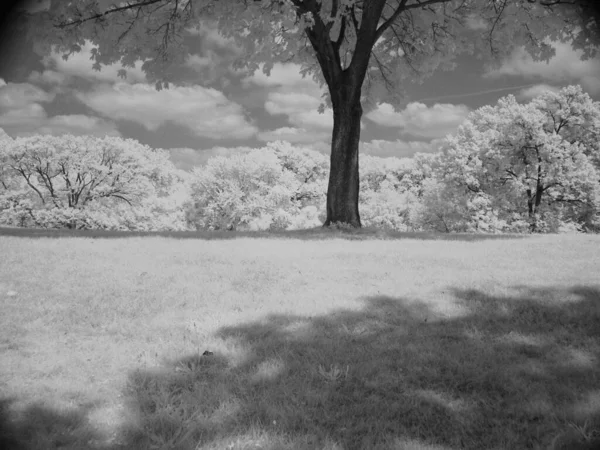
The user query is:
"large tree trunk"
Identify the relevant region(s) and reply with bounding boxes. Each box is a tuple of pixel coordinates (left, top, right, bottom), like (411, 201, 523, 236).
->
(323, 91, 363, 227)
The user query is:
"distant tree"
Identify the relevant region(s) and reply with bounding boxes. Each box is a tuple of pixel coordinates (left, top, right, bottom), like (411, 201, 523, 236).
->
(432, 86, 600, 233)
(359, 155, 415, 231)
(0, 132, 185, 230)
(16, 0, 592, 227)
(185, 148, 305, 231)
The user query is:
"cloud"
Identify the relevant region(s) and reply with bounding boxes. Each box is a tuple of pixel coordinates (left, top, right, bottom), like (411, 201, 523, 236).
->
(183, 23, 243, 85)
(75, 82, 257, 140)
(362, 139, 444, 159)
(517, 84, 561, 101)
(486, 41, 600, 94)
(0, 81, 55, 111)
(27, 70, 69, 87)
(0, 110, 121, 138)
(0, 79, 120, 138)
(365, 102, 470, 139)
(39, 41, 147, 85)
(30, 115, 121, 138)
(257, 127, 330, 144)
(244, 63, 322, 91)
(167, 146, 256, 170)
(245, 63, 335, 141)
(265, 92, 334, 131)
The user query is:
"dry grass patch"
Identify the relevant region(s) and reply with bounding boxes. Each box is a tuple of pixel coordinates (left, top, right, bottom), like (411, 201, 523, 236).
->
(0, 230, 599, 449)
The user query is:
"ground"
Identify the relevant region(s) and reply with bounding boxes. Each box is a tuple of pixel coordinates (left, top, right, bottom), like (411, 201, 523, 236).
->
(0, 227, 599, 449)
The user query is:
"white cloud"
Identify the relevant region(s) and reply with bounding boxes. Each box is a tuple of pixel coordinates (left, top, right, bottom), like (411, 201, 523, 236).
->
(0, 82, 55, 110)
(0, 109, 120, 138)
(244, 63, 322, 91)
(517, 84, 561, 101)
(246, 63, 337, 140)
(362, 139, 444, 159)
(264, 91, 333, 131)
(32, 115, 121, 138)
(75, 82, 257, 140)
(365, 102, 470, 139)
(39, 41, 147, 85)
(27, 70, 69, 87)
(0, 103, 47, 127)
(257, 127, 330, 144)
(0, 79, 120, 138)
(486, 41, 600, 94)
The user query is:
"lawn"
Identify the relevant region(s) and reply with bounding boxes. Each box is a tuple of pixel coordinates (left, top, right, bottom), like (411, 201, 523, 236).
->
(1, 228, 599, 450)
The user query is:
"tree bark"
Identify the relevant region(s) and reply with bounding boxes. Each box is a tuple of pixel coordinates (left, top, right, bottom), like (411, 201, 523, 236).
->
(323, 94, 362, 227)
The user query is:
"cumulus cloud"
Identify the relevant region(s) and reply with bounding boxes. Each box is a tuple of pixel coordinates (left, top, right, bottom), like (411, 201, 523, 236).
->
(517, 84, 561, 101)
(75, 82, 257, 140)
(244, 63, 323, 91)
(0, 110, 121, 138)
(0, 109, 120, 138)
(245, 63, 335, 145)
(0, 79, 120, 137)
(365, 102, 470, 139)
(27, 70, 69, 87)
(257, 127, 330, 144)
(0, 81, 55, 110)
(30, 115, 121, 138)
(362, 139, 444, 159)
(265, 91, 334, 131)
(183, 23, 243, 85)
(486, 41, 600, 94)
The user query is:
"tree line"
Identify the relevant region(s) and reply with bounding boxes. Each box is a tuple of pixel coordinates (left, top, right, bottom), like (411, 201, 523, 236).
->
(1, 85, 598, 233)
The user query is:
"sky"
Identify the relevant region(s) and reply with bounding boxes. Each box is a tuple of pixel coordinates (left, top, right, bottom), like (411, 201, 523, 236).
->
(0, 4, 599, 171)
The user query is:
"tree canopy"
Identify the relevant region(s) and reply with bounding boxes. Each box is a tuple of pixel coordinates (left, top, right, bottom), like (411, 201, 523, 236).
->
(0, 132, 187, 230)
(18, 0, 593, 108)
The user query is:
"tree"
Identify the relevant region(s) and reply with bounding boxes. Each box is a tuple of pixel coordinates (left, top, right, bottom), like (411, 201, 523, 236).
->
(185, 148, 301, 230)
(15, 0, 594, 227)
(0, 132, 185, 229)
(434, 87, 600, 232)
(184, 144, 329, 230)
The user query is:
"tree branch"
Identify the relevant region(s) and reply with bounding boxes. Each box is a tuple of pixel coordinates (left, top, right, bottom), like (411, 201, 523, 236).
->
(55, 0, 168, 28)
(374, 0, 409, 42)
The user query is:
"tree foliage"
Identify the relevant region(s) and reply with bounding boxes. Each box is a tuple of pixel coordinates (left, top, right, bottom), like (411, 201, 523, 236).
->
(184, 142, 327, 231)
(422, 86, 600, 233)
(0, 131, 187, 230)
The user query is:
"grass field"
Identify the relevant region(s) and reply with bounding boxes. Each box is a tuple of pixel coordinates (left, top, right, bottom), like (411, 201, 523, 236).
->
(1, 228, 599, 450)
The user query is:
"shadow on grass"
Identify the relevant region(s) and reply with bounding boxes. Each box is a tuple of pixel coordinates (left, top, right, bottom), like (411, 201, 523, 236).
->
(0, 226, 529, 242)
(2, 287, 599, 449)
(0, 398, 112, 449)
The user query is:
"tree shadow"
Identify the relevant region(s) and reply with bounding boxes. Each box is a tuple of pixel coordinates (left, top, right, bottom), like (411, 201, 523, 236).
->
(0, 397, 113, 450)
(2, 286, 599, 449)
(0, 226, 528, 242)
